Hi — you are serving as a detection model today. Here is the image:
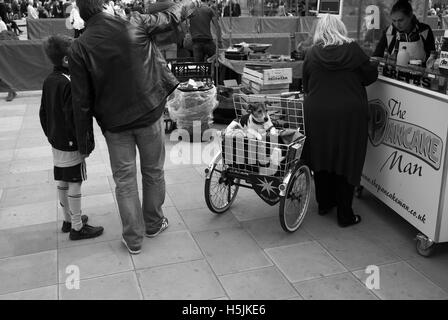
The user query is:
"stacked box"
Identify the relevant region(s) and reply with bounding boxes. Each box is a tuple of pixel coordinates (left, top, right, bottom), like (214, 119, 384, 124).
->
(242, 66, 292, 95)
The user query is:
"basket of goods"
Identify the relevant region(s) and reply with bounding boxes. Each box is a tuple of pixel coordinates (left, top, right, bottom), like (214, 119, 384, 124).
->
(166, 79, 218, 141)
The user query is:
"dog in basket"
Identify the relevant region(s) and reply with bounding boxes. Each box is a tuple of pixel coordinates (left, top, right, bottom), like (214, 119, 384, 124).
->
(225, 102, 278, 140)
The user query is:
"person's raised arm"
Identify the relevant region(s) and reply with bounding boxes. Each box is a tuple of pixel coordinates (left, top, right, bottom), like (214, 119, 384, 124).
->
(134, 0, 200, 36)
(372, 28, 388, 57)
(354, 42, 378, 86)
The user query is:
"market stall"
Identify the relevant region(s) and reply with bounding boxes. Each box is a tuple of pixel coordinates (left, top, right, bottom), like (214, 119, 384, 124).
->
(234, 0, 448, 255)
(363, 72, 448, 256)
(347, 0, 448, 256)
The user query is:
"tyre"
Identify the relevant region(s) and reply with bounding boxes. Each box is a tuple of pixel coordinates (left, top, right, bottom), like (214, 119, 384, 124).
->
(279, 161, 311, 232)
(204, 157, 239, 214)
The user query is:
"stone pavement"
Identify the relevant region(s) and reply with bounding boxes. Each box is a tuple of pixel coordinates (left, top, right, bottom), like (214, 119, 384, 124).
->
(1, 91, 448, 300)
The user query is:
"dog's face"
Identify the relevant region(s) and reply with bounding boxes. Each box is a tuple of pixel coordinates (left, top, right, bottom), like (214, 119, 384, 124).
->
(248, 102, 269, 124)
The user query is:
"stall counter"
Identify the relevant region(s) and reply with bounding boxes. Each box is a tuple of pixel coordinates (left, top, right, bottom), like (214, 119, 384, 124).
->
(362, 75, 448, 255)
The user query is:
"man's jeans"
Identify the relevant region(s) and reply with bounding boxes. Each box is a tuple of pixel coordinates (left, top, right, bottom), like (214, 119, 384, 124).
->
(192, 40, 216, 62)
(104, 118, 165, 247)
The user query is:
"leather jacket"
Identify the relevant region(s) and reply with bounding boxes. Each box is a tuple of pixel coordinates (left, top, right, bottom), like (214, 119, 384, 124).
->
(69, 1, 195, 155)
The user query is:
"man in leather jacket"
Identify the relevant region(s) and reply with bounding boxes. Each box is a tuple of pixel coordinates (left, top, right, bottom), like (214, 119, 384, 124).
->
(69, 0, 199, 254)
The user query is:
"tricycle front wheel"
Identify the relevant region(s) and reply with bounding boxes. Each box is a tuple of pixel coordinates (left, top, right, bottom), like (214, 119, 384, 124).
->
(279, 161, 311, 232)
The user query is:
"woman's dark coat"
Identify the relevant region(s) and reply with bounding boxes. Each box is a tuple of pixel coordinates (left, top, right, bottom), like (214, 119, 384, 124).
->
(302, 41, 378, 186)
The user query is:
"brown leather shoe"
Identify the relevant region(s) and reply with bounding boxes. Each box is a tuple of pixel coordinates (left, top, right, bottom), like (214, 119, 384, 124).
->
(6, 91, 17, 102)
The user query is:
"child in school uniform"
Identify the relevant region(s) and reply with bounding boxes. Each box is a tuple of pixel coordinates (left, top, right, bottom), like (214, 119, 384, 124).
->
(39, 35, 104, 240)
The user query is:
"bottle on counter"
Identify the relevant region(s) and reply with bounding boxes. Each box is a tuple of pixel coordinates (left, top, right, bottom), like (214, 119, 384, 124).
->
(397, 46, 410, 67)
(426, 51, 440, 91)
(426, 50, 437, 71)
(389, 48, 398, 64)
(377, 50, 389, 75)
(439, 36, 448, 73)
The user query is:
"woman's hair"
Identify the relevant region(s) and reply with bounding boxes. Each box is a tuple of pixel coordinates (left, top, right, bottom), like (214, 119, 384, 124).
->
(43, 34, 73, 67)
(313, 14, 352, 47)
(391, 0, 413, 17)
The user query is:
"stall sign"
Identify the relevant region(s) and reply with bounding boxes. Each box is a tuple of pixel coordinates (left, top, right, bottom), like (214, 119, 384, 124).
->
(362, 78, 448, 239)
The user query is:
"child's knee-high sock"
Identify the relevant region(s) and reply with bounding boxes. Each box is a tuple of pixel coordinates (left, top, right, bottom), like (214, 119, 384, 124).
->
(68, 182, 83, 231)
(57, 181, 71, 222)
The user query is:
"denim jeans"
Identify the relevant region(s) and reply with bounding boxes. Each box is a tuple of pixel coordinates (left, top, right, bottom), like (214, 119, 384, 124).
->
(192, 40, 216, 62)
(104, 118, 166, 247)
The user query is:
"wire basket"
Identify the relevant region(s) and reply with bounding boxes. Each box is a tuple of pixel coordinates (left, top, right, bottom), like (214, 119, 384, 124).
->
(221, 94, 306, 178)
(232, 94, 305, 133)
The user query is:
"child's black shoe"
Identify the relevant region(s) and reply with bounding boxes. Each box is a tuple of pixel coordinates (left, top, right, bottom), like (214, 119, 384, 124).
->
(69, 224, 104, 241)
(61, 215, 88, 233)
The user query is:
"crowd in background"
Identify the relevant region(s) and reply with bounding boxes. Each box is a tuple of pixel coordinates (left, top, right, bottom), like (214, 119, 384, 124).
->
(257, 0, 306, 16)
(0, 0, 243, 20)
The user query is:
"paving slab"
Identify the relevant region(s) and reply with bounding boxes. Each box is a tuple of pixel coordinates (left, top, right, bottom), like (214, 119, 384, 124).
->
(58, 240, 134, 282)
(0, 250, 57, 295)
(193, 227, 273, 275)
(352, 261, 448, 300)
(0, 221, 57, 259)
(137, 260, 225, 300)
(0, 285, 58, 300)
(219, 266, 298, 300)
(293, 272, 378, 300)
(59, 271, 142, 300)
(131, 230, 203, 270)
(179, 208, 241, 232)
(242, 217, 313, 249)
(265, 241, 347, 283)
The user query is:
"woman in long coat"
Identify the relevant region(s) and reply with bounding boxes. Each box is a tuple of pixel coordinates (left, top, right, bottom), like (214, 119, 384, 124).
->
(302, 14, 378, 227)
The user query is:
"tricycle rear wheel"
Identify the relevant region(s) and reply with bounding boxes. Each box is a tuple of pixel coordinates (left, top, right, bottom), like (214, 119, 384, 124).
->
(204, 156, 239, 214)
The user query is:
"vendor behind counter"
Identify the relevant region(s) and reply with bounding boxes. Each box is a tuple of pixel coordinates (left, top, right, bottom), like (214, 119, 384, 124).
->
(372, 0, 435, 62)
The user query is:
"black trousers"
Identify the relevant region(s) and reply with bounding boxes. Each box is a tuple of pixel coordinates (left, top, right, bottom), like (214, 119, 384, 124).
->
(314, 171, 355, 223)
(8, 21, 22, 35)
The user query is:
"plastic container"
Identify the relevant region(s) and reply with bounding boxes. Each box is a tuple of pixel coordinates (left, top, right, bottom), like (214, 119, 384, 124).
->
(170, 62, 213, 83)
(397, 46, 410, 66)
(426, 51, 439, 92)
(165, 85, 218, 141)
(439, 36, 448, 75)
(426, 50, 437, 71)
